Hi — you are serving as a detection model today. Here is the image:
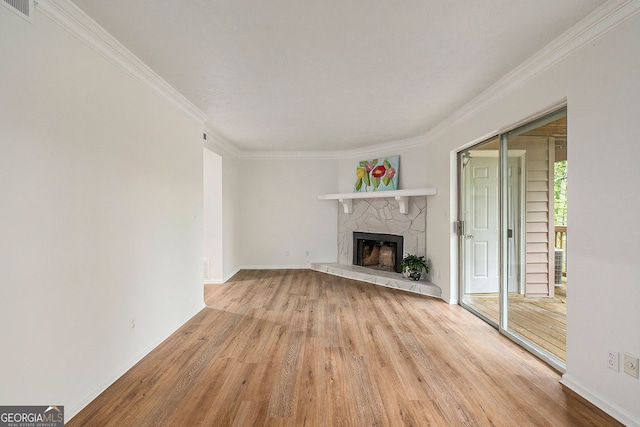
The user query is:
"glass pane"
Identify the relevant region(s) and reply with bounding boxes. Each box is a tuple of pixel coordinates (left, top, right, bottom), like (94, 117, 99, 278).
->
(505, 109, 567, 361)
(460, 137, 500, 325)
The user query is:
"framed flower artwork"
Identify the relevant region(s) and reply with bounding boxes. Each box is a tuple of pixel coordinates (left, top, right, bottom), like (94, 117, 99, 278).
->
(354, 155, 399, 192)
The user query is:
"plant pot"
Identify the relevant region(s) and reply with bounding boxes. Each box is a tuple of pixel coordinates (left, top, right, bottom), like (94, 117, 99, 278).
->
(408, 269, 421, 281)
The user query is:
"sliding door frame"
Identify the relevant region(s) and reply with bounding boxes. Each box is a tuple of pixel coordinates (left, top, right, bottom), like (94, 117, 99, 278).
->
(457, 104, 567, 373)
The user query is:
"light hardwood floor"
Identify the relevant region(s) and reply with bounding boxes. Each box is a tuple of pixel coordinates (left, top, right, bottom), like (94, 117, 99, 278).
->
(68, 270, 620, 426)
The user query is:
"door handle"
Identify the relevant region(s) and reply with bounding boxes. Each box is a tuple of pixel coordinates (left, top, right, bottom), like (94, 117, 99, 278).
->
(465, 234, 474, 239)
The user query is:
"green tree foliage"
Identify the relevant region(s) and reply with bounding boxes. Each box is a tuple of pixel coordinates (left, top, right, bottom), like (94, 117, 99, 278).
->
(554, 161, 567, 226)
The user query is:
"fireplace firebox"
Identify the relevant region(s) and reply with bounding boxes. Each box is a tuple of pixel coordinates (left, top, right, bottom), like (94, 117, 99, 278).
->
(353, 232, 404, 273)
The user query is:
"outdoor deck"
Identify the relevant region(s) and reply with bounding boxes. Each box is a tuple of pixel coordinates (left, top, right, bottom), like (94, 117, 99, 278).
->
(465, 283, 567, 360)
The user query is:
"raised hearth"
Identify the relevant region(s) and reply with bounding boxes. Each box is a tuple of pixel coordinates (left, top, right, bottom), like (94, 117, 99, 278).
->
(311, 263, 441, 299)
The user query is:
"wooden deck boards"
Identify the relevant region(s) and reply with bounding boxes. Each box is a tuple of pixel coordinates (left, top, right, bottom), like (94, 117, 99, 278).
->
(464, 283, 567, 360)
(68, 272, 617, 426)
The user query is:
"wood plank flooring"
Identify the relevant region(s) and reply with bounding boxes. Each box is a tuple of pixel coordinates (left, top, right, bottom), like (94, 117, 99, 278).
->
(68, 270, 620, 426)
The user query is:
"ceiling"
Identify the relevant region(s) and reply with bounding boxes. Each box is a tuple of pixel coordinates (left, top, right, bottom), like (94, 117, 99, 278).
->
(72, 0, 606, 152)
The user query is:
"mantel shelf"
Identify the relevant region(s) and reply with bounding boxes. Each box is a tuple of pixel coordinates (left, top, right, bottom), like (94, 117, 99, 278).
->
(317, 188, 436, 214)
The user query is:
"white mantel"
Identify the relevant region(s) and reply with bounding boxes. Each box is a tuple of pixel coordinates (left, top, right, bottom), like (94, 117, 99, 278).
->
(317, 188, 437, 214)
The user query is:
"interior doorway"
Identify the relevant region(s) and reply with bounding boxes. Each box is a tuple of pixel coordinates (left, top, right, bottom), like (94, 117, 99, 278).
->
(458, 108, 568, 369)
(204, 148, 223, 284)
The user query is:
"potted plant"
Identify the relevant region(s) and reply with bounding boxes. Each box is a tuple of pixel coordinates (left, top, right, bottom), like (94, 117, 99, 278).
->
(400, 254, 429, 281)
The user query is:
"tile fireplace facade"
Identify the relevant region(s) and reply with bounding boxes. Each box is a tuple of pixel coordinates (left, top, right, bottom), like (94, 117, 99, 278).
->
(338, 196, 427, 266)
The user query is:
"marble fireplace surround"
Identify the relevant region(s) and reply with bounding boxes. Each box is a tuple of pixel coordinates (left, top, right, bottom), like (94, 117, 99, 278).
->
(312, 192, 441, 299)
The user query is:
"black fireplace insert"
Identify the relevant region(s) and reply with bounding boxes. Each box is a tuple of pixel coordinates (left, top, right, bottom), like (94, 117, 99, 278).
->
(353, 232, 404, 273)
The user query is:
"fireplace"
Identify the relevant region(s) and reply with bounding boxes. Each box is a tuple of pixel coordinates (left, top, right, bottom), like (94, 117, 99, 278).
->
(353, 232, 403, 273)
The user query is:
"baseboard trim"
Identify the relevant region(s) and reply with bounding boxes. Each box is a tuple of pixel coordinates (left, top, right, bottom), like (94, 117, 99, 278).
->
(239, 264, 310, 271)
(65, 303, 205, 422)
(223, 267, 242, 283)
(560, 374, 639, 427)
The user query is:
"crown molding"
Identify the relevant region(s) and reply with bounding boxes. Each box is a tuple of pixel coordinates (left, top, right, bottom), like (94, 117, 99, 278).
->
(419, 0, 640, 145)
(203, 128, 244, 158)
(241, 0, 640, 160)
(35, 0, 640, 158)
(237, 134, 428, 159)
(36, 0, 208, 124)
(238, 149, 343, 160)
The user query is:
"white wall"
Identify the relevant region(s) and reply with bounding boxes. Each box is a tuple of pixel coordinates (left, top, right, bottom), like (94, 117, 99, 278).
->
(238, 157, 339, 268)
(417, 12, 640, 425)
(203, 137, 244, 281)
(203, 145, 431, 277)
(200, 148, 340, 276)
(203, 148, 224, 283)
(561, 15, 640, 425)
(0, 7, 204, 420)
(337, 143, 430, 193)
(211, 149, 429, 274)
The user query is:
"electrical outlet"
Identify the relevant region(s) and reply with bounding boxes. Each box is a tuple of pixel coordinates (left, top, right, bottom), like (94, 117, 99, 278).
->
(623, 353, 639, 378)
(608, 351, 619, 372)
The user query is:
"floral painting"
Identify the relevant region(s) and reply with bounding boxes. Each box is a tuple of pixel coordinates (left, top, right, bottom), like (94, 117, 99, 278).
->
(354, 156, 399, 192)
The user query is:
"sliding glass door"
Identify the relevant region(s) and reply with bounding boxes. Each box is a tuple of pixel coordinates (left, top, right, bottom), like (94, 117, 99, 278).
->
(459, 108, 567, 370)
(459, 137, 501, 325)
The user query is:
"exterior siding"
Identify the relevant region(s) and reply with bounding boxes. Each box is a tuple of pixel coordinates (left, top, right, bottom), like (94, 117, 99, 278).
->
(513, 136, 554, 297)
